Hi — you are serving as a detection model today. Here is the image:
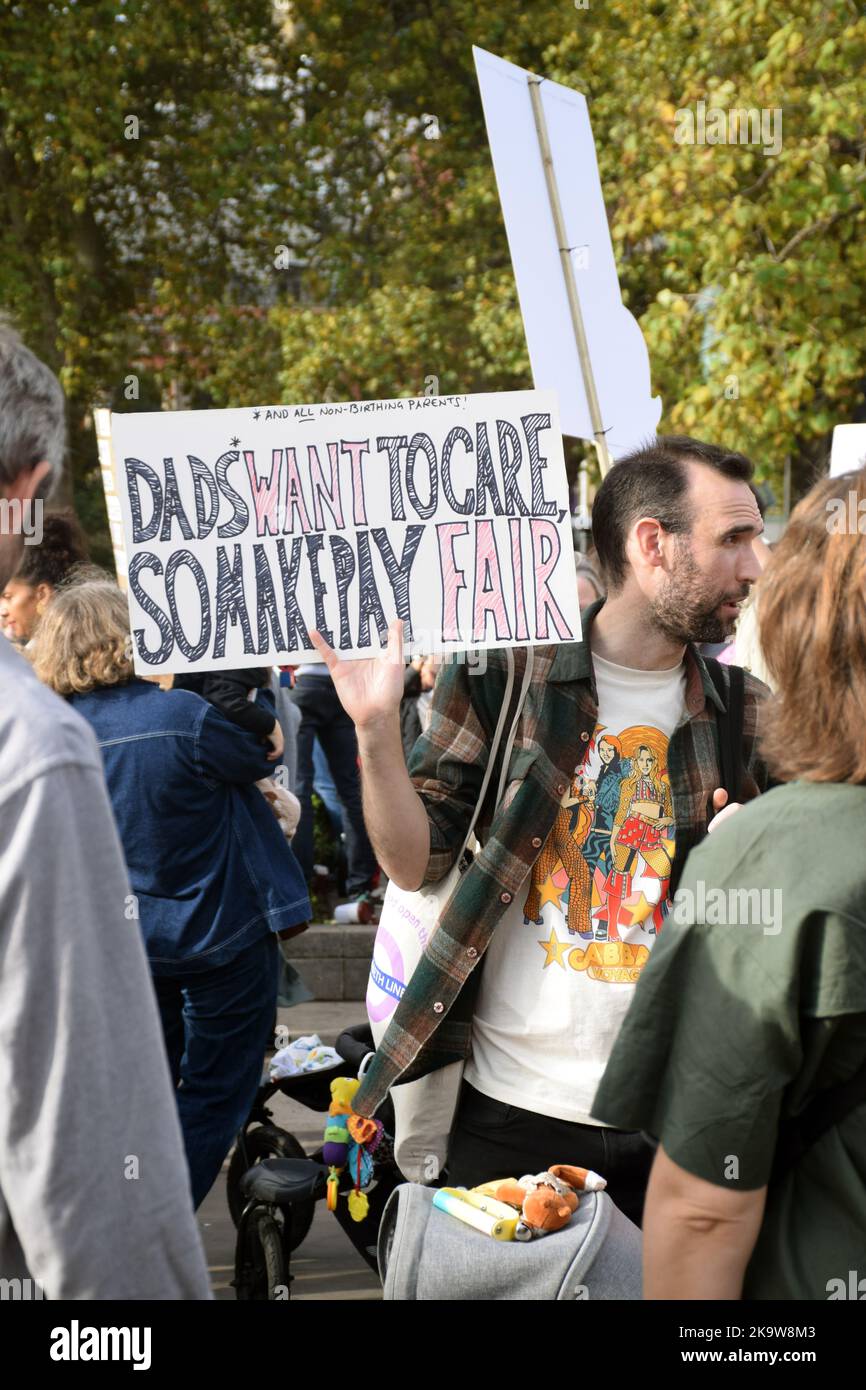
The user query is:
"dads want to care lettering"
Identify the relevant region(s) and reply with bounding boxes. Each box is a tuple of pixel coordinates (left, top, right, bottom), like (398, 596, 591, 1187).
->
(125, 412, 575, 664)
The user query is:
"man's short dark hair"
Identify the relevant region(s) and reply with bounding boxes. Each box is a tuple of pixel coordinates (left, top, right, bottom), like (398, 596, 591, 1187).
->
(591, 435, 754, 590)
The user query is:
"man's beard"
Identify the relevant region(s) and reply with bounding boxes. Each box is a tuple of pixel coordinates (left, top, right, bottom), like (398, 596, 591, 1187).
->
(650, 541, 750, 645)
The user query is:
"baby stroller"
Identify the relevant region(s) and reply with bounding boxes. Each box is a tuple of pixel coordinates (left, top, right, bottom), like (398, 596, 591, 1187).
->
(229, 1021, 399, 1300)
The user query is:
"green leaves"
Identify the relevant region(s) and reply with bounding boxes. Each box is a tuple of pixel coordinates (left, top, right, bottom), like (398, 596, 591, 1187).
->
(0, 0, 863, 539)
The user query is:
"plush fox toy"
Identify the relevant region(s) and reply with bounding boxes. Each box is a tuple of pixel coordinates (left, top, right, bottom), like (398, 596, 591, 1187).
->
(476, 1164, 607, 1239)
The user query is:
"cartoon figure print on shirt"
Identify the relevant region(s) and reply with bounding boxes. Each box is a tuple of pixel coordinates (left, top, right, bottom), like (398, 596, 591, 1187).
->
(523, 724, 676, 983)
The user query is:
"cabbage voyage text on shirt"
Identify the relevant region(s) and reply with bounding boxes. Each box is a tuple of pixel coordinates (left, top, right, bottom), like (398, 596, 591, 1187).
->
(110, 390, 582, 675)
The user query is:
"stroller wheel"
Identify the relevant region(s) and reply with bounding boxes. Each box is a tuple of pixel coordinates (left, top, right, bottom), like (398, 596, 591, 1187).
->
(227, 1124, 315, 1251)
(235, 1208, 288, 1301)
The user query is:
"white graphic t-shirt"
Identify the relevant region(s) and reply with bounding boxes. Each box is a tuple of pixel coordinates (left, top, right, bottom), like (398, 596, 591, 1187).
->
(465, 652, 688, 1124)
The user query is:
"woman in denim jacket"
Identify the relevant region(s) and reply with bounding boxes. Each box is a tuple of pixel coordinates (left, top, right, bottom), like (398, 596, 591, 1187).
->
(34, 580, 311, 1208)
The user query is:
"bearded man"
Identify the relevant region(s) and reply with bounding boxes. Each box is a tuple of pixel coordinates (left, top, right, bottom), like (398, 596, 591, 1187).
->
(314, 435, 771, 1228)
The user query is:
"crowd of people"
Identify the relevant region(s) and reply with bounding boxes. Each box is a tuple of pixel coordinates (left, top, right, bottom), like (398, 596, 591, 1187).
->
(0, 322, 864, 1302)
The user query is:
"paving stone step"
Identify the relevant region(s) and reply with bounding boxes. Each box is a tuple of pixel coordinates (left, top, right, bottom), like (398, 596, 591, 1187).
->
(284, 923, 377, 1001)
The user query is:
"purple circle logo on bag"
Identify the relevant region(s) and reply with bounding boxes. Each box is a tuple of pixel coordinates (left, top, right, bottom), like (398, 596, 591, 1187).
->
(367, 926, 406, 1024)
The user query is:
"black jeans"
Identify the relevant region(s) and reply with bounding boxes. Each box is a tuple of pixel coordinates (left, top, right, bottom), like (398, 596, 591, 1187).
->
(290, 672, 378, 896)
(446, 1081, 656, 1228)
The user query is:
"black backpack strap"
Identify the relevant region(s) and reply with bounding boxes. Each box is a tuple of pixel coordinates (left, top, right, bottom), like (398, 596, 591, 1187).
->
(772, 1059, 866, 1183)
(705, 658, 745, 804)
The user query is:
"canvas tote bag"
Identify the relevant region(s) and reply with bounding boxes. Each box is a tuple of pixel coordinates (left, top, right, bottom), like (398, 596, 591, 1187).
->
(367, 647, 535, 1182)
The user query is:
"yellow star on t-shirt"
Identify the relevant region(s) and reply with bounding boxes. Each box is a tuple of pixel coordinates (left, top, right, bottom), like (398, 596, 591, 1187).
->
(619, 891, 656, 928)
(537, 928, 570, 969)
(536, 875, 565, 910)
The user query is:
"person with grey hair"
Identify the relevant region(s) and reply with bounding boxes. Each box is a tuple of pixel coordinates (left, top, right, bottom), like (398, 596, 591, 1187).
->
(0, 323, 211, 1299)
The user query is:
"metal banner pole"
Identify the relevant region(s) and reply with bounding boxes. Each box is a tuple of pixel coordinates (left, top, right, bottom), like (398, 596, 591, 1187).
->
(528, 76, 613, 478)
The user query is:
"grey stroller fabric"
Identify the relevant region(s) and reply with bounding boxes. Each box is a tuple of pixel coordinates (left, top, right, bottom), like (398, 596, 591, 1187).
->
(377, 1183, 642, 1300)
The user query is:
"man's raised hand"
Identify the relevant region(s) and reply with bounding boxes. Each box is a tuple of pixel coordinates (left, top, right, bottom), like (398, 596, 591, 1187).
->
(308, 620, 406, 731)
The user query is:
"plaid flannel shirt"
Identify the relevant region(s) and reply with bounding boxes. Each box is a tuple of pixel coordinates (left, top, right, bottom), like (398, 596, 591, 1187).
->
(353, 599, 771, 1118)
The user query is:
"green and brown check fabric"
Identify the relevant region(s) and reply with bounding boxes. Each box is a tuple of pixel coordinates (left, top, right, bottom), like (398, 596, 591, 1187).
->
(353, 600, 771, 1118)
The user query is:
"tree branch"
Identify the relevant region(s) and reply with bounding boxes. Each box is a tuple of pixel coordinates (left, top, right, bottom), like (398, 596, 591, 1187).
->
(775, 186, 866, 262)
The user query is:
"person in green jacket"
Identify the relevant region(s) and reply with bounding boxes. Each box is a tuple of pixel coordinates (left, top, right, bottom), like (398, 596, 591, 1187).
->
(593, 466, 866, 1300)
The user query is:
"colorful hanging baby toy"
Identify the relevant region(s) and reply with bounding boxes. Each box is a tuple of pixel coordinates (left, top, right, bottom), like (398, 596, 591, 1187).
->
(321, 1076, 385, 1221)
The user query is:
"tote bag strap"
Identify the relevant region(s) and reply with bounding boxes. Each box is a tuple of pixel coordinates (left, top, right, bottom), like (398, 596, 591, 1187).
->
(496, 646, 535, 808)
(457, 645, 536, 862)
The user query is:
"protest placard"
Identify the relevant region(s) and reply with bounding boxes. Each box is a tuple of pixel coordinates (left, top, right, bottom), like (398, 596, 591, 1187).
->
(108, 389, 581, 675)
(473, 45, 661, 463)
(830, 423, 866, 478)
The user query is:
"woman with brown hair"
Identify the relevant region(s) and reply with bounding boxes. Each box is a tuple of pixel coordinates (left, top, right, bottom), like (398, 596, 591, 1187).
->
(591, 467, 866, 1299)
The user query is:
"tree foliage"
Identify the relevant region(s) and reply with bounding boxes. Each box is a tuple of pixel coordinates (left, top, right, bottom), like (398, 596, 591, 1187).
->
(279, 0, 866, 499)
(0, 0, 299, 548)
(1, 0, 863, 550)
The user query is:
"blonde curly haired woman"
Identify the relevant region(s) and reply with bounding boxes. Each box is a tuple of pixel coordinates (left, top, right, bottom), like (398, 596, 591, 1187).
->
(34, 579, 310, 1209)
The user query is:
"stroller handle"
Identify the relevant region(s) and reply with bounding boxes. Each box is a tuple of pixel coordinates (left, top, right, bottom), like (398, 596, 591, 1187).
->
(335, 1021, 376, 1072)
